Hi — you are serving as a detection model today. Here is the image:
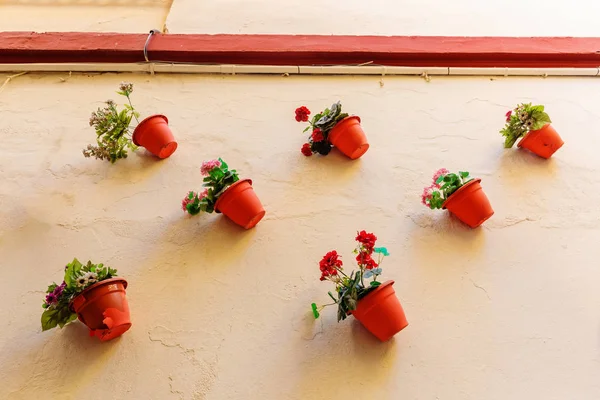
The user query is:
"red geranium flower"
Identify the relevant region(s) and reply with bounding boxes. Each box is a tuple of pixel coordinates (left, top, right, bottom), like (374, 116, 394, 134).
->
(311, 128, 324, 142)
(319, 250, 343, 280)
(301, 143, 313, 157)
(355, 230, 377, 251)
(295, 106, 311, 122)
(356, 252, 378, 270)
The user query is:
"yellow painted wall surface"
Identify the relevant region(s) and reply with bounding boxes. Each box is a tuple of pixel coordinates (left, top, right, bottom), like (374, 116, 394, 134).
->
(0, 72, 599, 399)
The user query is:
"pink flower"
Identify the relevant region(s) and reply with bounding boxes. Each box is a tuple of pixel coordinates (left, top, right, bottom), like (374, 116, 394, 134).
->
(505, 110, 512, 122)
(198, 189, 208, 200)
(181, 191, 198, 211)
(200, 159, 222, 176)
(432, 168, 449, 187)
(421, 185, 435, 206)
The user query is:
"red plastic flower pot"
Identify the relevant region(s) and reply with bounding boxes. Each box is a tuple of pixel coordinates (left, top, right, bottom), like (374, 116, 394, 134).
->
(350, 280, 408, 342)
(328, 116, 370, 160)
(442, 179, 494, 228)
(517, 124, 564, 159)
(214, 179, 266, 229)
(132, 115, 178, 159)
(70, 278, 131, 342)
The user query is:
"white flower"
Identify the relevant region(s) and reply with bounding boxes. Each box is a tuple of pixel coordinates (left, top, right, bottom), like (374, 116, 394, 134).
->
(83, 272, 98, 284)
(75, 275, 88, 288)
(518, 112, 528, 121)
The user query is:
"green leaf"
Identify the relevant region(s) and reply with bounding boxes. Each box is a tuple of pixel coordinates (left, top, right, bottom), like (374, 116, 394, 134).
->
(311, 303, 320, 319)
(370, 281, 381, 287)
(58, 312, 78, 328)
(41, 309, 59, 331)
(459, 171, 470, 178)
(64, 258, 82, 287)
(373, 247, 390, 256)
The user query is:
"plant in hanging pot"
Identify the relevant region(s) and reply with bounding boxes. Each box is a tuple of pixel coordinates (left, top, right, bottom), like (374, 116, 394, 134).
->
(181, 158, 266, 229)
(41, 258, 131, 341)
(83, 82, 177, 162)
(421, 168, 494, 228)
(500, 103, 564, 158)
(295, 101, 369, 160)
(310, 231, 408, 342)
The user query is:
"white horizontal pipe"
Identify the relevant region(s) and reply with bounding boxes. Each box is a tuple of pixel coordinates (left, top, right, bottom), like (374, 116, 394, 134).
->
(0, 63, 599, 76)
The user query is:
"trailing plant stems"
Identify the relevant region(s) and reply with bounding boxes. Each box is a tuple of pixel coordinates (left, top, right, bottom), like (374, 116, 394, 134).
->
(321, 255, 382, 309)
(126, 93, 140, 124)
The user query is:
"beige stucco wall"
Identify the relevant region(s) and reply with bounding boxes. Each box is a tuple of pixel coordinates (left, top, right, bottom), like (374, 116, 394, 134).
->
(0, 72, 599, 399)
(165, 0, 600, 36)
(3, 0, 600, 36)
(0, 0, 171, 33)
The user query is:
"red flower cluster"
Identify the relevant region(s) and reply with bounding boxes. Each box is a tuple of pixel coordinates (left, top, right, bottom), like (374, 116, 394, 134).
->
(295, 106, 311, 122)
(319, 250, 342, 281)
(311, 128, 324, 142)
(355, 230, 378, 270)
(301, 143, 313, 157)
(356, 252, 378, 269)
(355, 230, 377, 251)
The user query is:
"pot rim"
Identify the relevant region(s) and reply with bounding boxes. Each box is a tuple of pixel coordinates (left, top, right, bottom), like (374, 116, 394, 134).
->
(214, 178, 253, 213)
(441, 178, 481, 210)
(329, 115, 361, 136)
(363, 279, 394, 298)
(517, 123, 551, 148)
(132, 114, 169, 146)
(69, 277, 128, 311)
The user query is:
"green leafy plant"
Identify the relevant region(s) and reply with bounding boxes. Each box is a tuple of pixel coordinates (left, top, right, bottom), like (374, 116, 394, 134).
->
(295, 101, 349, 156)
(83, 82, 141, 163)
(422, 168, 473, 209)
(41, 259, 118, 331)
(311, 231, 390, 322)
(501, 103, 552, 148)
(182, 158, 239, 215)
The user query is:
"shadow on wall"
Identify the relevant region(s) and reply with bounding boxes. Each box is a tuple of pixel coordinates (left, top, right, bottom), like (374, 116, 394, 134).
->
(497, 148, 559, 184)
(0, 323, 122, 398)
(406, 211, 487, 272)
(291, 309, 399, 399)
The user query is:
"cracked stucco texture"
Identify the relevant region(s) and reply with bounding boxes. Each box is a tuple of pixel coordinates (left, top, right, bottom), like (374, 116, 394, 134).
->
(0, 73, 599, 400)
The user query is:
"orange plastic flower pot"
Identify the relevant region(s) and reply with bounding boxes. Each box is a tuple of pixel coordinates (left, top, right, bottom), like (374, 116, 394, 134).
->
(328, 116, 370, 160)
(70, 278, 131, 342)
(350, 280, 408, 342)
(214, 179, 266, 229)
(132, 114, 178, 159)
(517, 124, 564, 159)
(442, 179, 494, 228)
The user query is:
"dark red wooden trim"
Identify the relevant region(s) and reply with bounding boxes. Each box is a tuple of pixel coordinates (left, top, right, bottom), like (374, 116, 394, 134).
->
(2, 32, 600, 67)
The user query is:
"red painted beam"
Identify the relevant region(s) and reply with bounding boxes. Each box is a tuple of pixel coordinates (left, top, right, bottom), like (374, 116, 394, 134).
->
(2, 32, 600, 67)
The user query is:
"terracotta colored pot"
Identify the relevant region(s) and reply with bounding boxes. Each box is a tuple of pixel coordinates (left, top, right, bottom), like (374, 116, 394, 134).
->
(214, 179, 266, 229)
(70, 278, 131, 342)
(517, 124, 564, 159)
(328, 116, 369, 160)
(351, 280, 408, 341)
(442, 178, 494, 228)
(132, 115, 178, 159)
